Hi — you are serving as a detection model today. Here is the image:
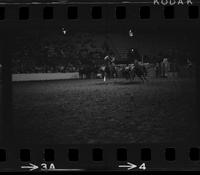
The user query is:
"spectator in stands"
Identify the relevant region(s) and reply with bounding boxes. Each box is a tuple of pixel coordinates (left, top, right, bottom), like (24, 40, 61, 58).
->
(161, 58, 169, 78)
(154, 62, 160, 78)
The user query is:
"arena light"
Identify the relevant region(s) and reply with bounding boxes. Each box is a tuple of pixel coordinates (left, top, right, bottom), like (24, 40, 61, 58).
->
(62, 27, 67, 35)
(129, 29, 134, 37)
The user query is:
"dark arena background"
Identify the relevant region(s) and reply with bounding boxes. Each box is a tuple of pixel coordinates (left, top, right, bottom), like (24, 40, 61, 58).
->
(10, 15, 199, 145)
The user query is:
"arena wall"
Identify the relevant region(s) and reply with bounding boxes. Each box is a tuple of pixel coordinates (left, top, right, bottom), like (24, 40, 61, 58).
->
(12, 72, 79, 82)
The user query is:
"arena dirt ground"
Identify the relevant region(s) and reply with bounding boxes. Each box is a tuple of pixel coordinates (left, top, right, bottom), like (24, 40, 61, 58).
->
(12, 77, 199, 144)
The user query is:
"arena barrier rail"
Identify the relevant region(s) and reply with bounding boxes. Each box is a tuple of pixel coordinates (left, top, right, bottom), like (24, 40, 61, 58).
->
(12, 72, 79, 82)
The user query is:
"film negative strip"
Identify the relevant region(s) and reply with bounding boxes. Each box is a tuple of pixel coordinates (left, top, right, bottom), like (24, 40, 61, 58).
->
(0, 0, 200, 172)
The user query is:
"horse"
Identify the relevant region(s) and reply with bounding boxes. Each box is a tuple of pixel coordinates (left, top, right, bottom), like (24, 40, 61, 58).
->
(134, 64, 148, 82)
(122, 64, 148, 82)
(100, 63, 117, 82)
(100, 55, 117, 82)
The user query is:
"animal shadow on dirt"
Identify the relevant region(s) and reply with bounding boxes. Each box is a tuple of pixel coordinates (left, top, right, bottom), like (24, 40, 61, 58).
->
(96, 81, 143, 86)
(113, 81, 143, 85)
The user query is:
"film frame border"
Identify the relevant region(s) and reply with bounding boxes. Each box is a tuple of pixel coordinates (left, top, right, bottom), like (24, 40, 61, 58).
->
(0, 0, 200, 172)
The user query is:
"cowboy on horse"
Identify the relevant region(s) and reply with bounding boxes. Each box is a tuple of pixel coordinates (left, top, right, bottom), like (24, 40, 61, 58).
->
(102, 55, 116, 82)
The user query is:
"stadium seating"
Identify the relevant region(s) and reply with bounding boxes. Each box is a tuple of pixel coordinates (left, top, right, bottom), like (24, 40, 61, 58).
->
(11, 32, 191, 80)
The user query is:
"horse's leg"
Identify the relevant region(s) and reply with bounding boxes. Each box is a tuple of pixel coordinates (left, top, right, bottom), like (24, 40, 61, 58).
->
(129, 71, 132, 81)
(140, 76, 145, 83)
(133, 72, 136, 80)
(107, 70, 110, 79)
(137, 73, 145, 83)
(142, 73, 148, 82)
(131, 71, 135, 81)
(126, 72, 129, 80)
(103, 72, 106, 82)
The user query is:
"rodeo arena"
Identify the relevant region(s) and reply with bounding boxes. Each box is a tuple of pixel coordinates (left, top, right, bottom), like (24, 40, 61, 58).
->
(5, 30, 198, 144)
(11, 31, 194, 82)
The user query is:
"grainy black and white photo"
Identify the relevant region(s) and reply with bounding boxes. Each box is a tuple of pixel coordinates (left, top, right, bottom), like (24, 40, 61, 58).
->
(11, 22, 199, 144)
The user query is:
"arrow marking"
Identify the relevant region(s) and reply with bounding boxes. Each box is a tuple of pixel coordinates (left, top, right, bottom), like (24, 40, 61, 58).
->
(118, 162, 137, 170)
(21, 163, 39, 171)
